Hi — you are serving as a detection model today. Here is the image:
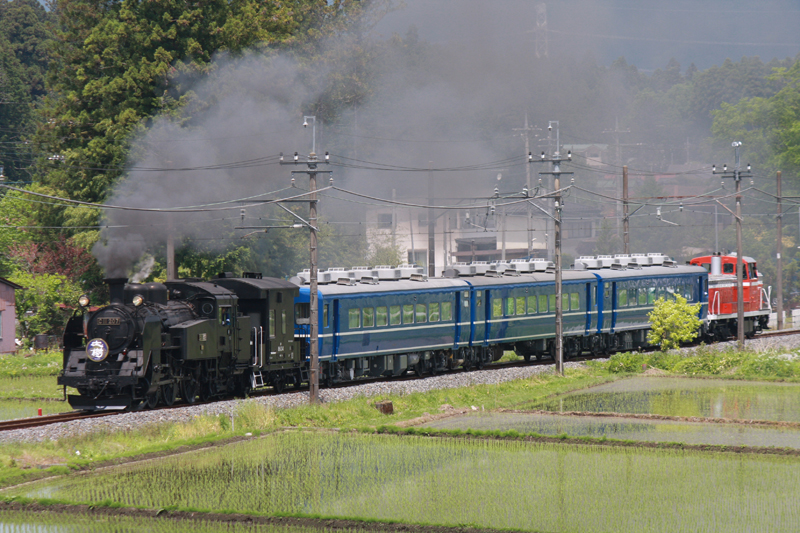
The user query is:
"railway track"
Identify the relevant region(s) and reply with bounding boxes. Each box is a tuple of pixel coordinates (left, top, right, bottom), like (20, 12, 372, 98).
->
(4, 327, 799, 433)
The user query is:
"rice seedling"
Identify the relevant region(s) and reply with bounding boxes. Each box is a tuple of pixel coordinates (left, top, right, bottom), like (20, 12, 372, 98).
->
(0, 508, 389, 533)
(5, 432, 800, 532)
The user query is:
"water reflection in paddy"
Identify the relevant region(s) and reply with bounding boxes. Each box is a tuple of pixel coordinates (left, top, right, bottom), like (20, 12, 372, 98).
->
(524, 377, 800, 422)
(422, 411, 800, 448)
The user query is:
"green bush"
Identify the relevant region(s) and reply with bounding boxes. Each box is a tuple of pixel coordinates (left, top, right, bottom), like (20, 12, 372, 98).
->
(647, 296, 702, 351)
(736, 354, 798, 379)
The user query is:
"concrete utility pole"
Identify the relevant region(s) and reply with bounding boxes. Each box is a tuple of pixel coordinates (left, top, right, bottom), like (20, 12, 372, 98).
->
(777, 171, 783, 330)
(531, 120, 573, 376)
(603, 118, 630, 237)
(280, 116, 330, 404)
(428, 162, 435, 277)
(622, 165, 629, 254)
(713, 142, 752, 350)
(513, 113, 537, 257)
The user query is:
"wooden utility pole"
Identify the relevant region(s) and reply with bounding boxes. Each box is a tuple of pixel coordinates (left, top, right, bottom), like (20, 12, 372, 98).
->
(713, 142, 751, 350)
(531, 121, 573, 376)
(777, 171, 783, 330)
(280, 117, 330, 404)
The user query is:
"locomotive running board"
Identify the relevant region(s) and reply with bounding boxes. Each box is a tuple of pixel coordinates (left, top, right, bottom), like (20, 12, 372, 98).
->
(67, 394, 131, 411)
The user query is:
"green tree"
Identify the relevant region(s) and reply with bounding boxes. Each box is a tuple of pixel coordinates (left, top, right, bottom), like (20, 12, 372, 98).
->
(647, 295, 702, 351)
(594, 218, 622, 256)
(10, 271, 84, 341)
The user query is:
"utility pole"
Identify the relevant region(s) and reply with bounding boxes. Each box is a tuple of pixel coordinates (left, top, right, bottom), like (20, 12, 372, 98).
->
(777, 171, 783, 330)
(281, 116, 330, 404)
(622, 165, 629, 254)
(531, 120, 573, 376)
(603, 118, 630, 237)
(513, 113, 537, 257)
(713, 142, 752, 349)
(428, 162, 435, 277)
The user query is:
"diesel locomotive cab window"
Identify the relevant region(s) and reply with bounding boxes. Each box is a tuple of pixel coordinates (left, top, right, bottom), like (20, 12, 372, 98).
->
(348, 308, 361, 329)
(390, 305, 401, 326)
(723, 263, 734, 274)
(749, 263, 758, 278)
(429, 302, 440, 322)
(441, 302, 452, 321)
(376, 306, 388, 327)
(403, 305, 414, 324)
(363, 307, 375, 328)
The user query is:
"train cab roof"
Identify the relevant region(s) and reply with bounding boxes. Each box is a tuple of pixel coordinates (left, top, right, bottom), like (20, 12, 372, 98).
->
(213, 277, 298, 299)
(165, 280, 238, 304)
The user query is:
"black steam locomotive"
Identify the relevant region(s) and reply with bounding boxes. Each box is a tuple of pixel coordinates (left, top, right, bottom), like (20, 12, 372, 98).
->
(59, 274, 302, 410)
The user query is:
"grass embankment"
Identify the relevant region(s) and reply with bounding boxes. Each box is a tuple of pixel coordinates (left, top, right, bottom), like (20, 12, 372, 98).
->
(0, 350, 64, 400)
(2, 345, 800, 489)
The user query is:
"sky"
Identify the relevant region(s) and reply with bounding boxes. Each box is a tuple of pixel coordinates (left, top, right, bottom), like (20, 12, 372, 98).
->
(375, 0, 800, 72)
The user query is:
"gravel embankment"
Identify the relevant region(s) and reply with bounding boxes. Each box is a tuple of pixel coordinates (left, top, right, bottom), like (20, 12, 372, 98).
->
(5, 332, 800, 445)
(0, 362, 588, 445)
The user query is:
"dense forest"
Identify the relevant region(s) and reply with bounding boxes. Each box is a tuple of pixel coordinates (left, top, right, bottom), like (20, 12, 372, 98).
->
(1, 0, 799, 340)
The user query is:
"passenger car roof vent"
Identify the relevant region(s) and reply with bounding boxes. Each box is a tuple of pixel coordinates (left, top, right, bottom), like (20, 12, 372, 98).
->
(610, 262, 627, 270)
(336, 277, 356, 286)
(409, 273, 428, 282)
(578, 256, 603, 269)
(532, 259, 550, 272)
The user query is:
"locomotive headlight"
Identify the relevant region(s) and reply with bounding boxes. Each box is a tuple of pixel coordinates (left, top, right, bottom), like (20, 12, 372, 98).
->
(78, 295, 90, 307)
(132, 295, 144, 307)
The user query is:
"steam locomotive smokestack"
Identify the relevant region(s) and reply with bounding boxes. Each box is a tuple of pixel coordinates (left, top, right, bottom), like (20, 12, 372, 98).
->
(105, 278, 128, 304)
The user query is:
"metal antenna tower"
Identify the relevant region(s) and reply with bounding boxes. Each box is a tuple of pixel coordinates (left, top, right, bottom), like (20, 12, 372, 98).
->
(535, 3, 548, 59)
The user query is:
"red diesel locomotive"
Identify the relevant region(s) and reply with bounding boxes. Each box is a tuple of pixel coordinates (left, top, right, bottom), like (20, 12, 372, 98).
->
(690, 254, 770, 340)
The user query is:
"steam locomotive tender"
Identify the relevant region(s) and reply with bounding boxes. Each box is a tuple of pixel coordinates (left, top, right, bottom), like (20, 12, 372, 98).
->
(59, 275, 302, 410)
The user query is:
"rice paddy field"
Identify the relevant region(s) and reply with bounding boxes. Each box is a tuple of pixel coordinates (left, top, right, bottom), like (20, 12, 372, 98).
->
(5, 431, 800, 533)
(423, 411, 800, 448)
(525, 377, 800, 421)
(0, 508, 388, 533)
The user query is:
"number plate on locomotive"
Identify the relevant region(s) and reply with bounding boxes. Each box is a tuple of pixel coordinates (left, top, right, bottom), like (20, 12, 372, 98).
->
(97, 317, 121, 326)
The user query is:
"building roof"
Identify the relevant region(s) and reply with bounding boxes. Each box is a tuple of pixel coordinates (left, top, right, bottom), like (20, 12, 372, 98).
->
(0, 277, 22, 290)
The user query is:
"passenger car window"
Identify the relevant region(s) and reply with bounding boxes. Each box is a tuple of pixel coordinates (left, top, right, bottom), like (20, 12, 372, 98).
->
(506, 297, 515, 316)
(570, 293, 580, 310)
(348, 308, 360, 329)
(527, 296, 537, 314)
(648, 288, 656, 304)
(618, 289, 627, 307)
(516, 297, 526, 315)
(442, 302, 452, 321)
(538, 294, 548, 313)
(549, 294, 557, 311)
(403, 305, 414, 324)
(562, 293, 569, 310)
(492, 299, 503, 318)
(638, 290, 647, 305)
(363, 307, 374, 328)
(390, 305, 401, 326)
(376, 306, 388, 327)
(416, 304, 427, 323)
(429, 302, 440, 322)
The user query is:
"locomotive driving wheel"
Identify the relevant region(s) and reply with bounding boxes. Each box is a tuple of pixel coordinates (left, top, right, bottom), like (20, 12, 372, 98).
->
(145, 387, 160, 409)
(161, 381, 177, 407)
(181, 372, 199, 404)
